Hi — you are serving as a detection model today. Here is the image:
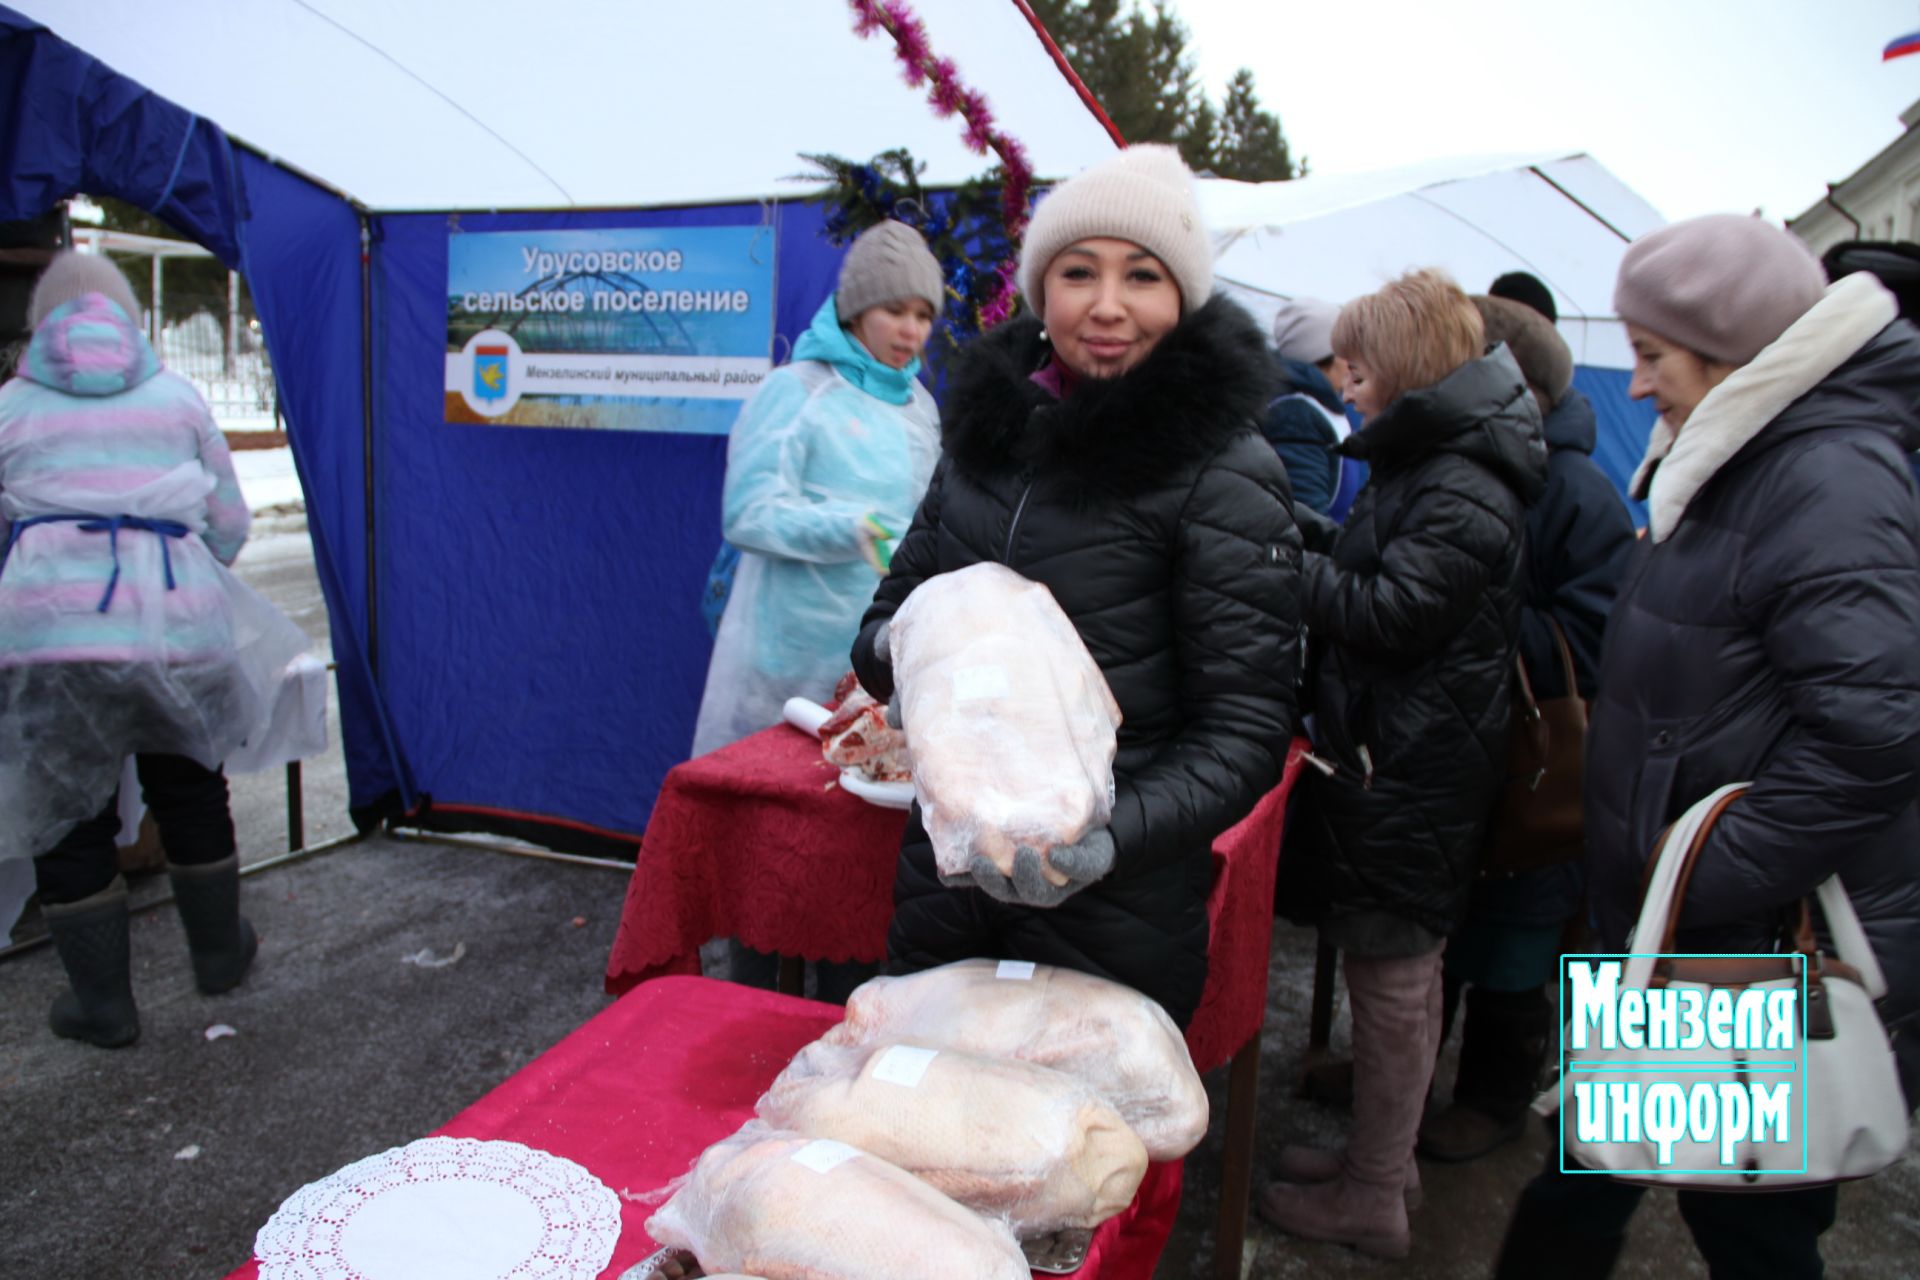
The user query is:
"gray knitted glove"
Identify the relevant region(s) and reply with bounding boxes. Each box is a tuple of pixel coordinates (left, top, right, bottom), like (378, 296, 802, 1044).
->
(943, 829, 1116, 908)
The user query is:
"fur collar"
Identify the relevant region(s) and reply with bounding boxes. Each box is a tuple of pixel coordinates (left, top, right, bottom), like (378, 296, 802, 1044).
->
(941, 295, 1277, 498)
(1632, 273, 1897, 543)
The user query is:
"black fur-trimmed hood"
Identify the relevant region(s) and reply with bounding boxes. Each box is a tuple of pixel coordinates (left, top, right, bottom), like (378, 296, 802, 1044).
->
(942, 294, 1279, 496)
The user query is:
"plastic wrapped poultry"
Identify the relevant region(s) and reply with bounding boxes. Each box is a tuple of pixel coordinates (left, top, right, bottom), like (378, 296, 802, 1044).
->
(889, 563, 1121, 882)
(644, 1124, 1028, 1280)
(826, 959, 1209, 1161)
(757, 1037, 1147, 1233)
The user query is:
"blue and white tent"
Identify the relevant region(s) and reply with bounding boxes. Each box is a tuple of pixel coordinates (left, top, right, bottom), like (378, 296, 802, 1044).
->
(1198, 154, 1665, 519)
(0, 1, 1120, 850)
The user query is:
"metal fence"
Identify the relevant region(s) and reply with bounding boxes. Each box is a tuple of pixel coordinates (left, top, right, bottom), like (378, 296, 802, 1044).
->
(152, 292, 279, 429)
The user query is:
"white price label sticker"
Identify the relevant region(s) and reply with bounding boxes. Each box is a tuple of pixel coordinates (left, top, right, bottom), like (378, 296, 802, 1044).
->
(871, 1045, 940, 1088)
(790, 1139, 862, 1174)
(953, 665, 1012, 702)
(996, 960, 1037, 981)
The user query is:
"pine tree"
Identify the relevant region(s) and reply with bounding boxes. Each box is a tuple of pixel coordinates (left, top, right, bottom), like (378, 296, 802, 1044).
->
(1026, 0, 1296, 181)
(1214, 69, 1293, 182)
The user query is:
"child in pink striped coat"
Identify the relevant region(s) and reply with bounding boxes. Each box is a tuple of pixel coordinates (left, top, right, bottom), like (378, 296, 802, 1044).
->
(0, 252, 306, 1047)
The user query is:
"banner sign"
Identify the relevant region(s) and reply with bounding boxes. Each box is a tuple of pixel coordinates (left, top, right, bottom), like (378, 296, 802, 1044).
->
(1556, 952, 1807, 1176)
(445, 225, 775, 433)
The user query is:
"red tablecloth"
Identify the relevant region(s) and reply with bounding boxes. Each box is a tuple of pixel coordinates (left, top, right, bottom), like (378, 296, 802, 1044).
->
(606, 727, 1306, 1076)
(225, 976, 1184, 1279)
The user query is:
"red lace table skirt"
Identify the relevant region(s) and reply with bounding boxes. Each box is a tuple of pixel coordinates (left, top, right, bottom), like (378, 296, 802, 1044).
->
(223, 976, 1183, 1279)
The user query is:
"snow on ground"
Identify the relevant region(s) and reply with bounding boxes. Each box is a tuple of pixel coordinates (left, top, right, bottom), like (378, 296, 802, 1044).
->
(230, 444, 303, 513)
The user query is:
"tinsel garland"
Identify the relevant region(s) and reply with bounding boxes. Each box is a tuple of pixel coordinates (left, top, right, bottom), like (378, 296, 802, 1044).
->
(846, 0, 1035, 330)
(801, 148, 1017, 349)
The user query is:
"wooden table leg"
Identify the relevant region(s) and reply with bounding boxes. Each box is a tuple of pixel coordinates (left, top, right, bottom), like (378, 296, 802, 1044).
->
(1215, 1036, 1262, 1280)
(1306, 938, 1337, 1057)
(775, 954, 804, 997)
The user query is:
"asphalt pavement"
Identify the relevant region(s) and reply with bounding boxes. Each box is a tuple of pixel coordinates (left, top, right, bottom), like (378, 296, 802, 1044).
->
(2, 505, 1916, 1279)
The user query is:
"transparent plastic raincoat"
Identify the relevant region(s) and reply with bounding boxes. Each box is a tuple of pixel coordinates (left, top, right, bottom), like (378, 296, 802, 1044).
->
(0, 294, 309, 860)
(691, 296, 939, 756)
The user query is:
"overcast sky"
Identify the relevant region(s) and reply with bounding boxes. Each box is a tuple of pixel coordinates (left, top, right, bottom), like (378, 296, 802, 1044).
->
(1176, 0, 1920, 223)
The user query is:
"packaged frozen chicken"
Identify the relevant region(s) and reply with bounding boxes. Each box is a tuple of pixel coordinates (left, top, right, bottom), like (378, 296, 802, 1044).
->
(827, 959, 1208, 1160)
(644, 1124, 1027, 1280)
(889, 563, 1120, 881)
(758, 1037, 1146, 1233)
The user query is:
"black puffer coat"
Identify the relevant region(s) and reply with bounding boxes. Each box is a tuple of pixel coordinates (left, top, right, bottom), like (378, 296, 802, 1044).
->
(1519, 387, 1635, 700)
(1292, 345, 1548, 940)
(850, 296, 1301, 1027)
(1584, 278, 1920, 1102)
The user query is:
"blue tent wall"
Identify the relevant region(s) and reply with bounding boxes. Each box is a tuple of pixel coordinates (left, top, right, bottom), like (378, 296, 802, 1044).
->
(0, 7, 870, 848)
(1572, 365, 1655, 527)
(0, 7, 413, 827)
(368, 205, 842, 842)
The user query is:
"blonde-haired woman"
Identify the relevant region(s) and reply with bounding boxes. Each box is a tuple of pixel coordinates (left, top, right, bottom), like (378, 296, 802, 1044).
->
(1260, 268, 1546, 1258)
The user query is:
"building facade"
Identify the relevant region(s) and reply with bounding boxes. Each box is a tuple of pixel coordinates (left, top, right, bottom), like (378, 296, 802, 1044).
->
(1790, 99, 1920, 254)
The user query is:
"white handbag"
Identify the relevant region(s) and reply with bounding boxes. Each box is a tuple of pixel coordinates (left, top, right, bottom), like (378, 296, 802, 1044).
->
(1540, 783, 1910, 1188)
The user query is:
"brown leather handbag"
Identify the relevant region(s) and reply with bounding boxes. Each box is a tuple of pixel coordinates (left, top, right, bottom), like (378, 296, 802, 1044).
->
(1482, 618, 1586, 876)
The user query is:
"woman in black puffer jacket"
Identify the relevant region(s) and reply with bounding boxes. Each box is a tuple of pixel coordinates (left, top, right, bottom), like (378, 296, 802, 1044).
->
(1259, 269, 1547, 1261)
(848, 144, 1300, 1031)
(1496, 218, 1920, 1280)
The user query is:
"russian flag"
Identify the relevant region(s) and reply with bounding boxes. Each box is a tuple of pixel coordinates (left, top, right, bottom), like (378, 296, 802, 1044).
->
(1885, 30, 1920, 60)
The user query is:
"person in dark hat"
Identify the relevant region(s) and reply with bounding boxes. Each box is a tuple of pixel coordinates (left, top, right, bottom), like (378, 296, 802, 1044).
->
(1489, 269, 1558, 324)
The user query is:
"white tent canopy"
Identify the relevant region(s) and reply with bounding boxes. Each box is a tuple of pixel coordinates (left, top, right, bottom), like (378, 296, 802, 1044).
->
(1199, 153, 1666, 369)
(15, 0, 1120, 210)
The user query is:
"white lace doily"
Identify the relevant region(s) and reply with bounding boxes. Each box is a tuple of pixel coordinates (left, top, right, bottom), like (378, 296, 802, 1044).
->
(254, 1136, 622, 1280)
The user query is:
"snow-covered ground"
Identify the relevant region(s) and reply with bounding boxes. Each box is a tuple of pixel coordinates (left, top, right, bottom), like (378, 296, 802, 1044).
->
(230, 444, 303, 513)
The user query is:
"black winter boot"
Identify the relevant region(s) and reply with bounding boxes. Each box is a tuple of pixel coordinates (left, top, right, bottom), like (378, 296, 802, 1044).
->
(44, 876, 140, 1048)
(1419, 984, 1553, 1161)
(167, 854, 257, 994)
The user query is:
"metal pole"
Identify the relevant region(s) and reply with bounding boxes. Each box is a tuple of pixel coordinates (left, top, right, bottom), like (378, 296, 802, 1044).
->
(386, 827, 637, 873)
(361, 215, 378, 677)
(227, 269, 241, 377)
(149, 254, 163, 350)
(286, 760, 305, 852)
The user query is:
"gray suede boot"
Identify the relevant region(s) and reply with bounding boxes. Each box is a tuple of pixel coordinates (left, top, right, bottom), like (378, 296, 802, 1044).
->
(167, 854, 257, 994)
(44, 876, 140, 1048)
(1270, 1144, 1423, 1209)
(1258, 948, 1444, 1260)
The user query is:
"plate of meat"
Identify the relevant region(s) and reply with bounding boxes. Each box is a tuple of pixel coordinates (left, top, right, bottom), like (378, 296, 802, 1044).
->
(786, 675, 915, 810)
(838, 766, 915, 809)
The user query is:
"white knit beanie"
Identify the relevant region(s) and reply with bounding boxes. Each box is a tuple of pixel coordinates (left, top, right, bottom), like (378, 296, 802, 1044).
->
(835, 220, 946, 322)
(1018, 144, 1213, 316)
(29, 251, 143, 329)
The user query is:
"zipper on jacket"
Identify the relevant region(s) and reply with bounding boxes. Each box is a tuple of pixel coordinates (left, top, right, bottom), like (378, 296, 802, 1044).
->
(1357, 744, 1375, 790)
(1002, 477, 1036, 565)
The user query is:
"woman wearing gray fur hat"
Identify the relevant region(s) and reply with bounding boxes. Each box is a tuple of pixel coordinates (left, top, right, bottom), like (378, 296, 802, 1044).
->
(1496, 214, 1920, 1278)
(849, 144, 1300, 1030)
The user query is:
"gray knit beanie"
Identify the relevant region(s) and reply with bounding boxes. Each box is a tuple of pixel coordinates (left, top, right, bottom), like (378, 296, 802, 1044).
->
(1613, 214, 1824, 365)
(835, 220, 945, 322)
(1270, 296, 1340, 364)
(29, 251, 142, 329)
(1473, 294, 1573, 407)
(1019, 144, 1213, 316)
